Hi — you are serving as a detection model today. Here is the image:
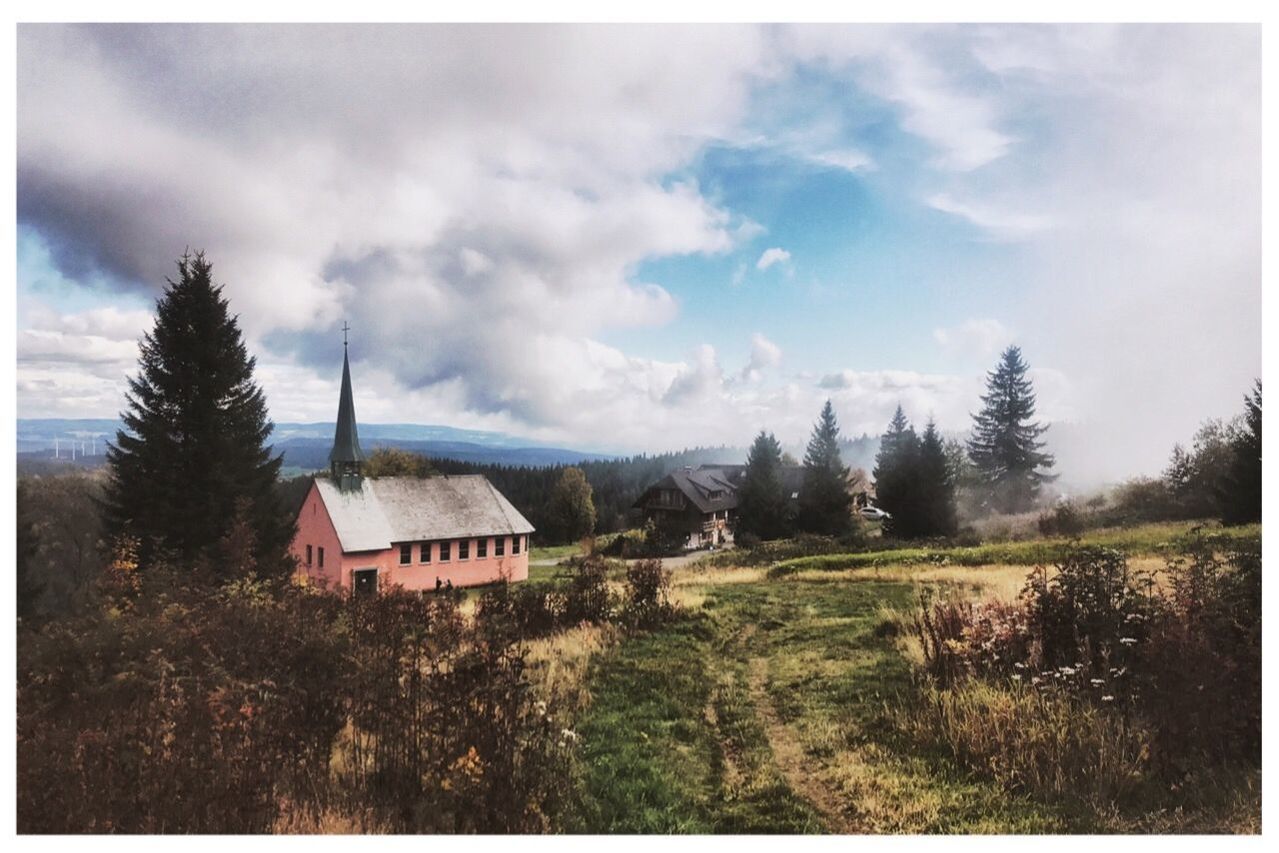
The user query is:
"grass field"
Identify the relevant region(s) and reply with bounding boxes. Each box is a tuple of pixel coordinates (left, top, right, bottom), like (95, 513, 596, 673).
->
(547, 520, 1260, 833)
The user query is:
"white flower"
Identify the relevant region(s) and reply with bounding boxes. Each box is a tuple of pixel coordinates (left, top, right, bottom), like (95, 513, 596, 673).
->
(1101, 695, 1115, 703)
(1090, 678, 1105, 687)
(1119, 637, 1138, 646)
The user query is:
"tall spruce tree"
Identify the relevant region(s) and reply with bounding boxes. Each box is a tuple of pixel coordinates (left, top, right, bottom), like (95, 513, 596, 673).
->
(966, 346, 1056, 514)
(798, 400, 853, 535)
(873, 405, 921, 538)
(1219, 381, 1261, 526)
(918, 419, 959, 537)
(102, 253, 292, 577)
(736, 430, 789, 541)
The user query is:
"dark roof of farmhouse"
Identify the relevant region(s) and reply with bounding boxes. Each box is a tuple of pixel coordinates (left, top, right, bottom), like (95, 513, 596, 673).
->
(315, 474, 535, 552)
(633, 463, 807, 514)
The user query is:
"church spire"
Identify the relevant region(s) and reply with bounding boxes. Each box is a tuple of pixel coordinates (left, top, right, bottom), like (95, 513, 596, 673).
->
(329, 323, 365, 490)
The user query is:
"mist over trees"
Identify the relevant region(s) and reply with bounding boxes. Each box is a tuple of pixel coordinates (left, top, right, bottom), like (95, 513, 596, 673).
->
(101, 253, 293, 577)
(966, 346, 1056, 515)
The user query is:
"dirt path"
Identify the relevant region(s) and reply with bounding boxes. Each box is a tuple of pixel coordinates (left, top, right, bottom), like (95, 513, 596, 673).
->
(747, 656, 862, 834)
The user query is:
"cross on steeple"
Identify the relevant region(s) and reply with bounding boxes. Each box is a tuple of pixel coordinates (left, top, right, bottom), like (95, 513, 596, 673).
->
(341, 321, 351, 348)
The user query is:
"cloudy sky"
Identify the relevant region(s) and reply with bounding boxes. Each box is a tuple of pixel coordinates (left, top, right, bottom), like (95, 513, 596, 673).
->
(16, 24, 1260, 482)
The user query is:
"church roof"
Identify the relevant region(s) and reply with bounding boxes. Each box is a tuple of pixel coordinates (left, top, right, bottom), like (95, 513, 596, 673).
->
(329, 347, 365, 465)
(315, 474, 535, 553)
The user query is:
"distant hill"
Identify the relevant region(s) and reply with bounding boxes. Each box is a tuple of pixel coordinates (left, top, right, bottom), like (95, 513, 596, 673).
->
(16, 418, 615, 474)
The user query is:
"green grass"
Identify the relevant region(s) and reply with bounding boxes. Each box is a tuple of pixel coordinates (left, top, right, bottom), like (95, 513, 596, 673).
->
(570, 574, 1082, 833)
(529, 542, 584, 563)
(768, 521, 1260, 576)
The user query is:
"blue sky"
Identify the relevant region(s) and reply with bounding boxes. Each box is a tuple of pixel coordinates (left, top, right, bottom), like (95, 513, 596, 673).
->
(16, 24, 1261, 483)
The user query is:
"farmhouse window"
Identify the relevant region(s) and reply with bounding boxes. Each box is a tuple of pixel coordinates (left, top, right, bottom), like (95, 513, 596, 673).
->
(420, 542, 431, 563)
(318, 547, 325, 568)
(440, 541, 451, 561)
(400, 543, 412, 565)
(513, 535, 522, 555)
(477, 538, 488, 558)
(306, 544, 313, 566)
(495, 536, 506, 557)
(459, 539, 470, 560)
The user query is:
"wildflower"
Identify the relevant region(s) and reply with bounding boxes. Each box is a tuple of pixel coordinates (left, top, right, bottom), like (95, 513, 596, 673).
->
(1090, 678, 1105, 687)
(1031, 676, 1041, 686)
(1101, 695, 1115, 703)
(535, 700, 548, 714)
(560, 728, 579, 744)
(1011, 674, 1022, 682)
(1119, 637, 1138, 646)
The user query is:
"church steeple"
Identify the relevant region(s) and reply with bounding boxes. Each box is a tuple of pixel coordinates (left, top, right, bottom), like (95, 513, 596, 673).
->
(329, 322, 365, 491)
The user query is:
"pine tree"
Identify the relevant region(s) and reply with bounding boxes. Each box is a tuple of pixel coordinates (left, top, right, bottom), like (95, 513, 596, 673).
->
(966, 346, 1056, 514)
(873, 405, 921, 538)
(918, 420, 958, 537)
(798, 400, 853, 535)
(736, 430, 789, 541)
(1219, 381, 1261, 526)
(102, 252, 292, 577)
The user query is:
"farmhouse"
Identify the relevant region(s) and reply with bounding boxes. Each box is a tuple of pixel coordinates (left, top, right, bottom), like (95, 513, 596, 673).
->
(632, 464, 806, 549)
(291, 341, 534, 593)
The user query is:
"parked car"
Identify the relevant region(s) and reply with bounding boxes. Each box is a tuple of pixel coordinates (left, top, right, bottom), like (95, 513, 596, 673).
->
(859, 505, 891, 521)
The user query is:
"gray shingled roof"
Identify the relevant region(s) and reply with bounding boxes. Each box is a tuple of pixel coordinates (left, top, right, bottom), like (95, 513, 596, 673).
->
(316, 474, 535, 553)
(633, 464, 808, 513)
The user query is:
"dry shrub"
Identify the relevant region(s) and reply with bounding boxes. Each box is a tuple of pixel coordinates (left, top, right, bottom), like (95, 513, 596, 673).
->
(908, 537, 1260, 803)
(562, 554, 613, 624)
(905, 681, 1150, 806)
(620, 558, 676, 629)
(18, 571, 574, 834)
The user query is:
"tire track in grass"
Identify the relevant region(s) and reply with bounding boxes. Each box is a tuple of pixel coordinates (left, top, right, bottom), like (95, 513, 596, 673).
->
(747, 655, 863, 834)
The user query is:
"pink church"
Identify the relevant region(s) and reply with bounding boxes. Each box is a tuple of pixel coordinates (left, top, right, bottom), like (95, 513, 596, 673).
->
(290, 341, 533, 594)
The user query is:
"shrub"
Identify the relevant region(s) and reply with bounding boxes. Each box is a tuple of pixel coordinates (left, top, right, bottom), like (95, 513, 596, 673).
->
(908, 537, 1260, 798)
(620, 559, 675, 629)
(1036, 501, 1086, 537)
(562, 554, 613, 624)
(18, 572, 573, 833)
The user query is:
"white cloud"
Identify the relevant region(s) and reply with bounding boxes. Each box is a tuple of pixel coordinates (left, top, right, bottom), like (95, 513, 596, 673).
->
(756, 247, 791, 271)
(739, 333, 782, 382)
(809, 148, 874, 172)
(933, 318, 1014, 360)
(927, 193, 1051, 240)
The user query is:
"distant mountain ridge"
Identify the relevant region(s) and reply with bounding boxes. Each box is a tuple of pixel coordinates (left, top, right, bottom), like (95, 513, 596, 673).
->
(16, 418, 616, 472)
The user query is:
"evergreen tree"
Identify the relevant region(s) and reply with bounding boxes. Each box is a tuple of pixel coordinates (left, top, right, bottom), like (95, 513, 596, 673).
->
(966, 346, 1056, 514)
(102, 252, 292, 577)
(798, 400, 853, 535)
(736, 430, 789, 541)
(550, 466, 597, 542)
(873, 406, 921, 538)
(1219, 381, 1261, 526)
(917, 420, 959, 537)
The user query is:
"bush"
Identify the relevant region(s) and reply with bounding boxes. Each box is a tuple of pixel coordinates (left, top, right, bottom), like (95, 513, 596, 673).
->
(620, 559, 675, 629)
(1036, 501, 1086, 537)
(562, 554, 613, 624)
(909, 537, 1260, 796)
(18, 571, 573, 833)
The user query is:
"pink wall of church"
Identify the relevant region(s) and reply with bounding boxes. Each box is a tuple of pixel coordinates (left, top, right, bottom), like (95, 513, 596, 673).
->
(290, 481, 530, 592)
